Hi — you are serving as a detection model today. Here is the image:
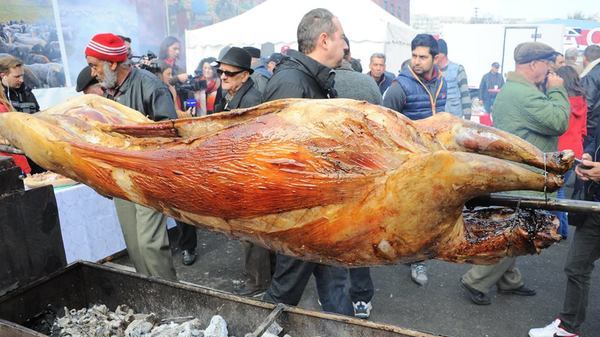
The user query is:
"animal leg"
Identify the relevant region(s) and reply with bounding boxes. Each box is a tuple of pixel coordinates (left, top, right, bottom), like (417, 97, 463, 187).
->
(414, 113, 573, 174)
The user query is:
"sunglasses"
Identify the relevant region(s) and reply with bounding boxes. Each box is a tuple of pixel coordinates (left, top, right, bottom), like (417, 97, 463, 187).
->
(217, 68, 245, 77)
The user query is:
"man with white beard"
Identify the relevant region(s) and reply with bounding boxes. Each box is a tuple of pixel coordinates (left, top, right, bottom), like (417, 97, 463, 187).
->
(85, 33, 178, 281)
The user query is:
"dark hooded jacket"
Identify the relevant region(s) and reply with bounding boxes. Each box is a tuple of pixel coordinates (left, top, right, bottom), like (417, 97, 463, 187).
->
(263, 50, 337, 101)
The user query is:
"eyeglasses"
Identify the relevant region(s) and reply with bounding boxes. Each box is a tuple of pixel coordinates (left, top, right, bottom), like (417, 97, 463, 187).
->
(217, 68, 245, 77)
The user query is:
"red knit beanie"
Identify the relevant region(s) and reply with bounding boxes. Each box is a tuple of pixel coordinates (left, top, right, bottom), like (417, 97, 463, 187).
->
(85, 33, 128, 63)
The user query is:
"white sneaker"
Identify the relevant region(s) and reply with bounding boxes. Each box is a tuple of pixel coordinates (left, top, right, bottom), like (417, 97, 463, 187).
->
(352, 301, 372, 319)
(528, 319, 579, 337)
(410, 263, 428, 286)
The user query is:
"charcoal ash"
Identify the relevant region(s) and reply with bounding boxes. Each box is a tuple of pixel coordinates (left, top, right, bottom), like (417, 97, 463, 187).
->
(49, 304, 223, 337)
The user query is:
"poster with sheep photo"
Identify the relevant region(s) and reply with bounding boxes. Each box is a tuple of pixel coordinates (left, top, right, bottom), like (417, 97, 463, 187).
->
(57, 0, 168, 86)
(1, 0, 66, 89)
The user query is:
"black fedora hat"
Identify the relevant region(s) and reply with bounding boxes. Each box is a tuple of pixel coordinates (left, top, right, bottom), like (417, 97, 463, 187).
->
(217, 47, 253, 74)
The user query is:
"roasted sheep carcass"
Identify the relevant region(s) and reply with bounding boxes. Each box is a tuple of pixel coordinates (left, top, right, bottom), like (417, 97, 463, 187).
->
(0, 95, 572, 266)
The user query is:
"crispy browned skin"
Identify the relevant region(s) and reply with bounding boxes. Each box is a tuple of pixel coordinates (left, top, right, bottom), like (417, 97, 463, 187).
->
(0, 95, 571, 266)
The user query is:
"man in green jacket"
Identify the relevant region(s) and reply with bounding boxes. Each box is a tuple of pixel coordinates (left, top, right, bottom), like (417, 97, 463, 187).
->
(460, 41, 569, 305)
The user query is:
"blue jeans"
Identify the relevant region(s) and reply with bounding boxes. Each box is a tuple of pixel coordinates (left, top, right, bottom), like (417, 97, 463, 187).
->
(554, 170, 572, 238)
(483, 96, 496, 113)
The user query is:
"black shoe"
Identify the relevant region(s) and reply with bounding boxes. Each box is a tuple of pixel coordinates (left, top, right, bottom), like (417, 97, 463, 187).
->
(460, 279, 491, 305)
(182, 250, 197, 265)
(233, 285, 266, 298)
(498, 285, 536, 296)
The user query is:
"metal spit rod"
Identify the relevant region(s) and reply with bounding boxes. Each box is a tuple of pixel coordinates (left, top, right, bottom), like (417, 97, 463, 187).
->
(470, 193, 600, 213)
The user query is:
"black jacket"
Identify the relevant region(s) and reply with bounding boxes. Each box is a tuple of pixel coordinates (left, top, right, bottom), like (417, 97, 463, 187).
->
(263, 50, 337, 101)
(583, 63, 600, 155)
(109, 67, 177, 121)
(579, 63, 600, 200)
(214, 77, 262, 112)
(3, 85, 39, 113)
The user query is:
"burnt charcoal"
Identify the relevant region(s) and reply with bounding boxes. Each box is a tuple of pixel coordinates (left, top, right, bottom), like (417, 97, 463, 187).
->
(50, 304, 229, 337)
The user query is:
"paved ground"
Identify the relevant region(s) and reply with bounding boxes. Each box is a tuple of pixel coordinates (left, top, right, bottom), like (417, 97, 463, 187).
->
(116, 226, 599, 337)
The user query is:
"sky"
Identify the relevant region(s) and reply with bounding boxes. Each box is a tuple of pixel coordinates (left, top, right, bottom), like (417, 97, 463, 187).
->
(411, 0, 600, 21)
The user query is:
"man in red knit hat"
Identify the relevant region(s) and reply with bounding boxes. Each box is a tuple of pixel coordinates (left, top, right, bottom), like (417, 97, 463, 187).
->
(85, 33, 178, 280)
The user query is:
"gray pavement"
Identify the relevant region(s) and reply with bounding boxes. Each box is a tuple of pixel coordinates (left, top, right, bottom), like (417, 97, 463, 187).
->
(119, 226, 599, 337)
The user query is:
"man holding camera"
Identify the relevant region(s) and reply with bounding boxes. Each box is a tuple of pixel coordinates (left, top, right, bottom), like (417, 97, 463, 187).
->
(0, 55, 40, 114)
(85, 33, 177, 281)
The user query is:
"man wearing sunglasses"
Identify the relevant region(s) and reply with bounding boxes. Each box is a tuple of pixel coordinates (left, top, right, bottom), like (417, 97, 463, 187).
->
(213, 46, 267, 298)
(214, 47, 261, 113)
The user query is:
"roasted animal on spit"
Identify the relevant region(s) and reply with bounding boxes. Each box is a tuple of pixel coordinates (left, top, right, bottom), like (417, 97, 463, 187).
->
(0, 95, 573, 266)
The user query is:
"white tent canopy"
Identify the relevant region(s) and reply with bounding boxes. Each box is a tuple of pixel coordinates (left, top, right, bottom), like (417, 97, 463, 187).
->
(185, 0, 416, 74)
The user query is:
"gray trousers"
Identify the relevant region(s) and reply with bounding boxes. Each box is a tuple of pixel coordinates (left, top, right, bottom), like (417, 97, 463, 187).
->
(461, 257, 523, 294)
(241, 241, 272, 291)
(559, 213, 600, 333)
(114, 198, 176, 281)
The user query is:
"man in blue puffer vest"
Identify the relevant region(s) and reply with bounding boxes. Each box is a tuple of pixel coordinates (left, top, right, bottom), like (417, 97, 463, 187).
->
(382, 33, 447, 286)
(383, 34, 447, 120)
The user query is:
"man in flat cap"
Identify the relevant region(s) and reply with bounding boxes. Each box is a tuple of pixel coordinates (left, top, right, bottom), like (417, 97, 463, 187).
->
(461, 41, 569, 306)
(85, 32, 178, 281)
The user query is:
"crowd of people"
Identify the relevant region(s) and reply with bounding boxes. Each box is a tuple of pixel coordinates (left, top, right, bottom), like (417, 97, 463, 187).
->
(2, 7, 600, 337)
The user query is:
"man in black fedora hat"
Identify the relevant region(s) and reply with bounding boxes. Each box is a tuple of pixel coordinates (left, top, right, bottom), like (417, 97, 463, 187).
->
(213, 46, 268, 298)
(214, 47, 261, 113)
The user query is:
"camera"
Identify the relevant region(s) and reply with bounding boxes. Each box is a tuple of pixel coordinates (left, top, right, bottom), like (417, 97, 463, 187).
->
(131, 51, 159, 72)
(12, 101, 38, 114)
(175, 75, 207, 92)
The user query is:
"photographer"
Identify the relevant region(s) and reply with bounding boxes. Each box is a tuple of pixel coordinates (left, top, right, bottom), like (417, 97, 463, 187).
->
(141, 58, 200, 265)
(0, 55, 40, 114)
(146, 60, 196, 118)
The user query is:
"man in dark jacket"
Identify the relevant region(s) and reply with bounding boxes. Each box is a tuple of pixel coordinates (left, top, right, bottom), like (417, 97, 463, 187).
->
(262, 8, 354, 317)
(333, 40, 381, 319)
(214, 47, 261, 113)
(213, 47, 268, 297)
(85, 33, 177, 281)
(581, 45, 600, 151)
(1, 55, 43, 173)
(529, 42, 600, 337)
(0, 55, 39, 113)
(367, 53, 394, 95)
(478, 62, 504, 114)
